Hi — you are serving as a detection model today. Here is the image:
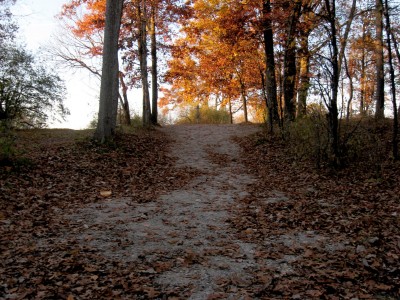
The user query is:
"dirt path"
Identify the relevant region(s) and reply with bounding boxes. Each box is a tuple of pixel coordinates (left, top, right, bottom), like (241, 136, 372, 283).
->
(65, 124, 261, 298)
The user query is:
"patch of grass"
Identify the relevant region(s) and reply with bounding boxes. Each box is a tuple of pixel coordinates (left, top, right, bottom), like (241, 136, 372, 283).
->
(176, 106, 230, 124)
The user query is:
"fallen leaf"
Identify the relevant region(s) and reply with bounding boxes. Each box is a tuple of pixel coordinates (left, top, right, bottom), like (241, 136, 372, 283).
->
(100, 190, 112, 197)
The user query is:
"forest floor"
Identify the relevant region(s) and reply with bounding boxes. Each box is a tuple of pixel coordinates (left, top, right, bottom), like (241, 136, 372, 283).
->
(0, 124, 399, 299)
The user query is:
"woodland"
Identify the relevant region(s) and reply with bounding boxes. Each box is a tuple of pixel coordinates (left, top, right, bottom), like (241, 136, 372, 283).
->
(1, 0, 400, 299)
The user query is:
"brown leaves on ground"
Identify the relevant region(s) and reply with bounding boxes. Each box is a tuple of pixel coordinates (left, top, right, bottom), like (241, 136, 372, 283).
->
(231, 131, 400, 299)
(1, 126, 399, 299)
(0, 128, 198, 299)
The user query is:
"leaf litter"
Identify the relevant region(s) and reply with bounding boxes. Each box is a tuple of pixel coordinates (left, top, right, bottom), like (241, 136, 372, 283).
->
(1, 125, 399, 299)
(232, 131, 399, 299)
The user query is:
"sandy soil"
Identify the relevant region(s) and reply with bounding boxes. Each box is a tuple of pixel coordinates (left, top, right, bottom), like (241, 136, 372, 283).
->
(65, 124, 262, 298)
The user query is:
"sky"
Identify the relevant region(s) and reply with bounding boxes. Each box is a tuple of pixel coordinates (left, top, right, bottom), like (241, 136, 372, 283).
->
(11, 0, 142, 129)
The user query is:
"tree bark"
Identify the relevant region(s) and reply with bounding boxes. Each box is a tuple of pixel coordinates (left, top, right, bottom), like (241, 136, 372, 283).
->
(360, 22, 367, 116)
(138, 0, 151, 127)
(150, 4, 158, 125)
(297, 31, 310, 118)
(228, 98, 233, 124)
(325, 0, 340, 165)
(94, 0, 123, 143)
(283, 0, 301, 121)
(375, 0, 385, 119)
(338, 0, 357, 73)
(118, 72, 131, 125)
(383, 0, 398, 160)
(344, 55, 354, 120)
(239, 76, 248, 123)
(390, 30, 400, 72)
(262, 0, 279, 127)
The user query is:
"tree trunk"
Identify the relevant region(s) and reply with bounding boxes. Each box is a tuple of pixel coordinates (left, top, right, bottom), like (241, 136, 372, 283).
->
(239, 77, 248, 123)
(228, 98, 233, 124)
(283, 0, 301, 121)
(344, 55, 354, 120)
(383, 0, 398, 160)
(338, 0, 357, 73)
(325, 0, 340, 165)
(297, 31, 310, 118)
(338, 0, 356, 120)
(375, 0, 385, 119)
(118, 72, 131, 126)
(94, 0, 123, 143)
(360, 24, 366, 116)
(390, 30, 400, 72)
(138, 0, 151, 127)
(260, 68, 273, 131)
(150, 4, 158, 125)
(262, 0, 279, 126)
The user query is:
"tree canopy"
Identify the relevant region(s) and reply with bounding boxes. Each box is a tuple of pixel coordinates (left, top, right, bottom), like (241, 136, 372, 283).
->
(57, 0, 400, 158)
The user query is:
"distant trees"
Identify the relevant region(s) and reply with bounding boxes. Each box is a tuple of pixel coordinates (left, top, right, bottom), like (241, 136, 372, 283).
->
(0, 0, 68, 129)
(0, 0, 17, 43)
(159, 0, 399, 162)
(59, 0, 187, 131)
(0, 45, 68, 128)
(56, 0, 399, 159)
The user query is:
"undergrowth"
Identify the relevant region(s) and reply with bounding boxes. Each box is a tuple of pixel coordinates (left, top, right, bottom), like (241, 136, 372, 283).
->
(176, 106, 230, 124)
(274, 115, 395, 171)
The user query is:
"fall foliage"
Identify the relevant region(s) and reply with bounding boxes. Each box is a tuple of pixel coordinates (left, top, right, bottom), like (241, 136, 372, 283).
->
(1, 0, 400, 298)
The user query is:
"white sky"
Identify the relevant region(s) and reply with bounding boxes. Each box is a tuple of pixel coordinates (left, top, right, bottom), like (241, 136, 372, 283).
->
(11, 0, 142, 129)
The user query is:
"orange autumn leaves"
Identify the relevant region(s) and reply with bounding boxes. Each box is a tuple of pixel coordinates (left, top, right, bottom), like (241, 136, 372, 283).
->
(60, 0, 267, 121)
(162, 0, 265, 120)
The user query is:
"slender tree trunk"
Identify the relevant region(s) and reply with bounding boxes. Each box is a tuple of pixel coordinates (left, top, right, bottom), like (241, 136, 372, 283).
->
(239, 77, 248, 123)
(118, 72, 131, 125)
(283, 0, 301, 121)
(390, 31, 400, 72)
(138, 0, 151, 127)
(325, 0, 340, 165)
(297, 31, 310, 118)
(375, 0, 385, 119)
(390, 31, 400, 119)
(360, 25, 366, 116)
(262, 0, 279, 126)
(344, 55, 354, 120)
(338, 0, 356, 121)
(94, 0, 123, 143)
(228, 98, 233, 124)
(338, 0, 357, 72)
(383, 0, 398, 160)
(150, 4, 158, 125)
(260, 69, 273, 131)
